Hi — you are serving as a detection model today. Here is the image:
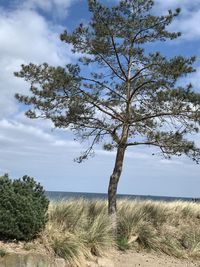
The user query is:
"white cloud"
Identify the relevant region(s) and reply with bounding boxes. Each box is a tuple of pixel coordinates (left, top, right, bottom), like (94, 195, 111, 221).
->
(112, 0, 200, 41)
(0, 6, 74, 118)
(0, 118, 82, 189)
(0, 119, 78, 149)
(155, 0, 200, 11)
(0, 8, 70, 65)
(159, 159, 183, 165)
(180, 66, 200, 91)
(96, 149, 151, 160)
(14, 0, 77, 19)
(154, 0, 200, 41)
(169, 10, 200, 41)
(0, 0, 199, 196)
(0, 2, 83, 189)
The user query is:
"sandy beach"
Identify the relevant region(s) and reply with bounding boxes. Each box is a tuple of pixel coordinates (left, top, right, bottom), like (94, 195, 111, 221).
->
(114, 251, 200, 267)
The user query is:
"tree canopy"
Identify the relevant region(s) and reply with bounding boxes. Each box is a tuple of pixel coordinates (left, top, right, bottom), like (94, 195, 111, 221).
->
(15, 0, 200, 214)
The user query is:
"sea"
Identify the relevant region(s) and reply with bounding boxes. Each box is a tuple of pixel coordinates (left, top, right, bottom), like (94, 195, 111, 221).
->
(46, 191, 199, 202)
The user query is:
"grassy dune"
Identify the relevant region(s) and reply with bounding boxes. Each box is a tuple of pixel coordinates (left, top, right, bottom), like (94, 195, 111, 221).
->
(3, 199, 199, 267)
(36, 199, 200, 266)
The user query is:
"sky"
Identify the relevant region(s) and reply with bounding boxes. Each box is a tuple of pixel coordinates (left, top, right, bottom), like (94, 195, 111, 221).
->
(0, 0, 200, 198)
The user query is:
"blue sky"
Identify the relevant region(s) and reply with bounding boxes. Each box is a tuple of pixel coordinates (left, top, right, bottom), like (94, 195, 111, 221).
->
(0, 0, 200, 197)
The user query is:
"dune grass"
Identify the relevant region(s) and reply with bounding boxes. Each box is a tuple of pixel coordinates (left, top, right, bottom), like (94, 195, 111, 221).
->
(36, 199, 200, 266)
(40, 199, 115, 267)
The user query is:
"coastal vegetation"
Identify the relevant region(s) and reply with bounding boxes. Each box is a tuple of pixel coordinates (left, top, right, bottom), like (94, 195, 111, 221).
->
(0, 174, 49, 241)
(2, 199, 200, 267)
(14, 0, 200, 215)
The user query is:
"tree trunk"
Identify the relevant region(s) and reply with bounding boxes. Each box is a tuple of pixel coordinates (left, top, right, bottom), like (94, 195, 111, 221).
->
(108, 144, 126, 215)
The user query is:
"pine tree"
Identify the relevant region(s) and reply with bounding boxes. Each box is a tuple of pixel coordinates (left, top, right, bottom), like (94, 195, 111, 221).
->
(15, 0, 200, 215)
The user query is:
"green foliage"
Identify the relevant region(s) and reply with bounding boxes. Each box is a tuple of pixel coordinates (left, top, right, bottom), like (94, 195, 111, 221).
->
(117, 237, 130, 251)
(0, 248, 7, 257)
(14, 0, 200, 163)
(14, 0, 200, 214)
(0, 174, 49, 241)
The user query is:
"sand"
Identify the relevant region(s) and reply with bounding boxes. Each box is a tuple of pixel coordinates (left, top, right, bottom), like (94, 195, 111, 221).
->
(113, 251, 200, 267)
(1, 240, 200, 267)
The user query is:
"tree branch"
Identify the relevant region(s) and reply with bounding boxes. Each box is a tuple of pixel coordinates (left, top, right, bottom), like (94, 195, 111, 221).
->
(81, 76, 127, 101)
(77, 87, 125, 122)
(92, 48, 126, 81)
(110, 35, 127, 79)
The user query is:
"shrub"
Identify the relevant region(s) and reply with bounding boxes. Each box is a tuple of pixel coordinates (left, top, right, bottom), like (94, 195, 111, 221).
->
(0, 174, 49, 241)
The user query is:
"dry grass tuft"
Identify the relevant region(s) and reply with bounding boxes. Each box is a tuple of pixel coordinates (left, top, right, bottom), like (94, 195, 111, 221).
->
(40, 199, 115, 267)
(6, 198, 200, 266)
(116, 199, 200, 257)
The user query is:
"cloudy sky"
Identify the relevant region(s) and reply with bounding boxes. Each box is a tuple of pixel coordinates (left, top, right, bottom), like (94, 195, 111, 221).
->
(0, 0, 200, 197)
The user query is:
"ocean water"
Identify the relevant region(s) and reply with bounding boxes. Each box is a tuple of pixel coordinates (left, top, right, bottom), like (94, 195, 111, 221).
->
(46, 191, 199, 202)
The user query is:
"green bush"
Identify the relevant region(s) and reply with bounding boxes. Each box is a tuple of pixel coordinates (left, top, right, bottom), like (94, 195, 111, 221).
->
(0, 174, 49, 241)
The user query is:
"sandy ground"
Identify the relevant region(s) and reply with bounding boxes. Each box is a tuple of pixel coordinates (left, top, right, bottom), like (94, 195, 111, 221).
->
(113, 251, 200, 267)
(1, 240, 200, 267)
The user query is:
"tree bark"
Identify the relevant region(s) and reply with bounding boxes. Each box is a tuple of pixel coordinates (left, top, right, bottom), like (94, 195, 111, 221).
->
(108, 144, 126, 214)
